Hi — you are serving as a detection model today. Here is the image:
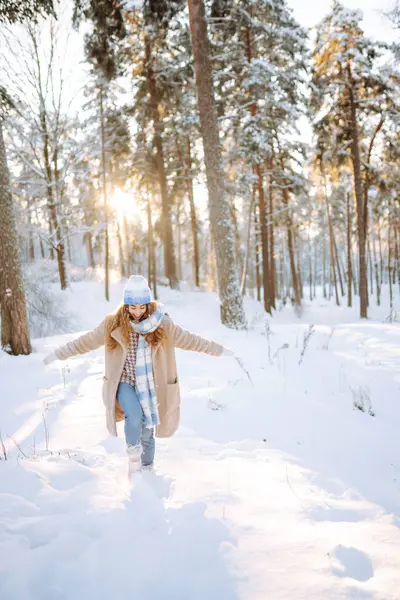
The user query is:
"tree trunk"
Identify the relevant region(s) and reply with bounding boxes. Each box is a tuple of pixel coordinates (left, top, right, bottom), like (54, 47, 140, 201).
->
(86, 231, 96, 269)
(147, 190, 157, 300)
(352, 252, 358, 296)
(323, 178, 340, 306)
(268, 170, 276, 309)
(39, 235, 45, 260)
(40, 110, 67, 289)
(33, 201, 45, 259)
(288, 221, 301, 307)
(185, 139, 200, 287)
(333, 233, 345, 297)
(27, 197, 35, 262)
(393, 225, 398, 285)
(64, 221, 72, 263)
(99, 86, 109, 301)
(145, 36, 178, 289)
(244, 24, 271, 314)
(313, 234, 317, 299)
(322, 229, 327, 299)
(47, 216, 55, 259)
(176, 198, 182, 281)
(116, 215, 126, 278)
(308, 230, 313, 301)
(0, 121, 32, 355)
(348, 67, 367, 317)
(230, 200, 243, 285)
(282, 187, 301, 307)
(254, 202, 261, 302)
(83, 201, 96, 269)
(377, 218, 383, 288)
(388, 201, 393, 310)
(346, 192, 353, 307)
(241, 187, 255, 295)
(188, 0, 246, 327)
(207, 234, 217, 292)
(293, 229, 303, 300)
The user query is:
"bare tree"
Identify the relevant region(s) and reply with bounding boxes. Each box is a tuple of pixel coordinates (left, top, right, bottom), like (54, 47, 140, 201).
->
(0, 118, 32, 354)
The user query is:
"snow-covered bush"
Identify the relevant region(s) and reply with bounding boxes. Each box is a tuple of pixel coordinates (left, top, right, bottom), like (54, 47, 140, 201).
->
(23, 264, 75, 338)
(351, 386, 375, 417)
(25, 260, 109, 284)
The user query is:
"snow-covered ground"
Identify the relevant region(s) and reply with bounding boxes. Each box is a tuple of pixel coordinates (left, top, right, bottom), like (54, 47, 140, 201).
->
(2, 282, 400, 600)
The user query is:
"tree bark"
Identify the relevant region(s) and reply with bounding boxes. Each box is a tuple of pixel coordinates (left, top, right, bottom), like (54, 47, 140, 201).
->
(332, 230, 345, 297)
(116, 215, 126, 278)
(388, 201, 393, 310)
(322, 177, 340, 306)
(346, 192, 353, 307)
(147, 189, 157, 300)
(244, 24, 271, 314)
(282, 187, 301, 307)
(40, 109, 67, 289)
(347, 65, 367, 317)
(176, 198, 182, 281)
(241, 187, 255, 295)
(27, 196, 35, 262)
(0, 121, 32, 355)
(322, 231, 327, 299)
(393, 225, 398, 285)
(188, 0, 246, 327)
(254, 202, 261, 302)
(99, 86, 109, 301)
(308, 229, 313, 301)
(185, 139, 200, 287)
(145, 36, 178, 289)
(268, 169, 276, 308)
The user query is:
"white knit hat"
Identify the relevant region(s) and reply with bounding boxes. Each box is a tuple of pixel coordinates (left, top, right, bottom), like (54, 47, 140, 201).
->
(123, 275, 153, 305)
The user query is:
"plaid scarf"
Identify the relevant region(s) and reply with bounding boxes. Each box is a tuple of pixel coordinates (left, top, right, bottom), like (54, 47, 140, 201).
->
(129, 306, 164, 428)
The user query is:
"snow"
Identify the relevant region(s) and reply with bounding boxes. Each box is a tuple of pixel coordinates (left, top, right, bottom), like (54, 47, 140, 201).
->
(2, 281, 400, 599)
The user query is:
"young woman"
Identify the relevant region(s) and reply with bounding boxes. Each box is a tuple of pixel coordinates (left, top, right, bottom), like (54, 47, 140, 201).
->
(44, 275, 234, 476)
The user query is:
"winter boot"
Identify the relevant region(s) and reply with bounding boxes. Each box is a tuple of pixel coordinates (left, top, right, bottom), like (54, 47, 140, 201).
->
(141, 463, 155, 473)
(126, 444, 141, 479)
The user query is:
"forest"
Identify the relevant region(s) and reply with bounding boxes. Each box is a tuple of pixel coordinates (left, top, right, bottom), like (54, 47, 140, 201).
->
(1, 0, 400, 354)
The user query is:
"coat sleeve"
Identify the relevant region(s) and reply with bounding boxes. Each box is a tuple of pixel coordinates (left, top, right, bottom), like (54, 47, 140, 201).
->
(166, 317, 224, 357)
(54, 318, 107, 361)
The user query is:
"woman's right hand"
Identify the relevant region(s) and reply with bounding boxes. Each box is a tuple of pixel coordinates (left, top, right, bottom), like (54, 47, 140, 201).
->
(43, 351, 58, 365)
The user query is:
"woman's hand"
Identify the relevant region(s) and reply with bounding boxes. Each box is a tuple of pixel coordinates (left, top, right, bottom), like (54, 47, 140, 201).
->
(221, 347, 235, 357)
(43, 351, 58, 365)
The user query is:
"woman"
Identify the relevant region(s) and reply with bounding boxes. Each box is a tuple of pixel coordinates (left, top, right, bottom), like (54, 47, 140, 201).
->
(44, 275, 234, 476)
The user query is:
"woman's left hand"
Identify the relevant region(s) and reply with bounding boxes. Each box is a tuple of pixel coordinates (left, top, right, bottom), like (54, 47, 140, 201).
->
(221, 347, 235, 357)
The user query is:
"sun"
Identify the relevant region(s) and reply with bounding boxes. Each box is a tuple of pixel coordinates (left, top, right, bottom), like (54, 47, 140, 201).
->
(109, 189, 139, 221)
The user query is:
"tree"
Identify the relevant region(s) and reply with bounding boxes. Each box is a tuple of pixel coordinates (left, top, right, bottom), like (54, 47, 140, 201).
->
(187, 0, 246, 327)
(311, 1, 397, 317)
(0, 106, 31, 354)
(0, 0, 55, 355)
(0, 0, 54, 23)
(208, 0, 308, 311)
(73, 0, 126, 300)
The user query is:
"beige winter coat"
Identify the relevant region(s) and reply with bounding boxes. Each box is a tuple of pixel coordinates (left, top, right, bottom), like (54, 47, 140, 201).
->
(54, 315, 224, 438)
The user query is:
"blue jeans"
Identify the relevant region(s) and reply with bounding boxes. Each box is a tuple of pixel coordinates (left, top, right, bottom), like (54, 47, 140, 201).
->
(116, 382, 155, 466)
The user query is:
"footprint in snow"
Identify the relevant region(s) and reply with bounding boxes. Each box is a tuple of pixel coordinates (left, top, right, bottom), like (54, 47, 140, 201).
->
(330, 545, 374, 582)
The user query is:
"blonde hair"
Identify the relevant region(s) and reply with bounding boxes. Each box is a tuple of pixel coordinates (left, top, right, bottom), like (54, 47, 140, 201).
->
(105, 301, 166, 351)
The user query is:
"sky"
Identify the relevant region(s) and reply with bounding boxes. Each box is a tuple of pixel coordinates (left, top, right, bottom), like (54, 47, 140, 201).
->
(289, 0, 398, 41)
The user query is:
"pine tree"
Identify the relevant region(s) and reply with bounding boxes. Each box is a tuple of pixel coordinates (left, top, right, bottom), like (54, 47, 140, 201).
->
(311, 1, 397, 318)
(73, 0, 126, 300)
(208, 0, 308, 311)
(188, 0, 246, 327)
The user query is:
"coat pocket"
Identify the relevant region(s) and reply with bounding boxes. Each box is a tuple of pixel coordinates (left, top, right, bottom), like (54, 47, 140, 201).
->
(165, 381, 179, 414)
